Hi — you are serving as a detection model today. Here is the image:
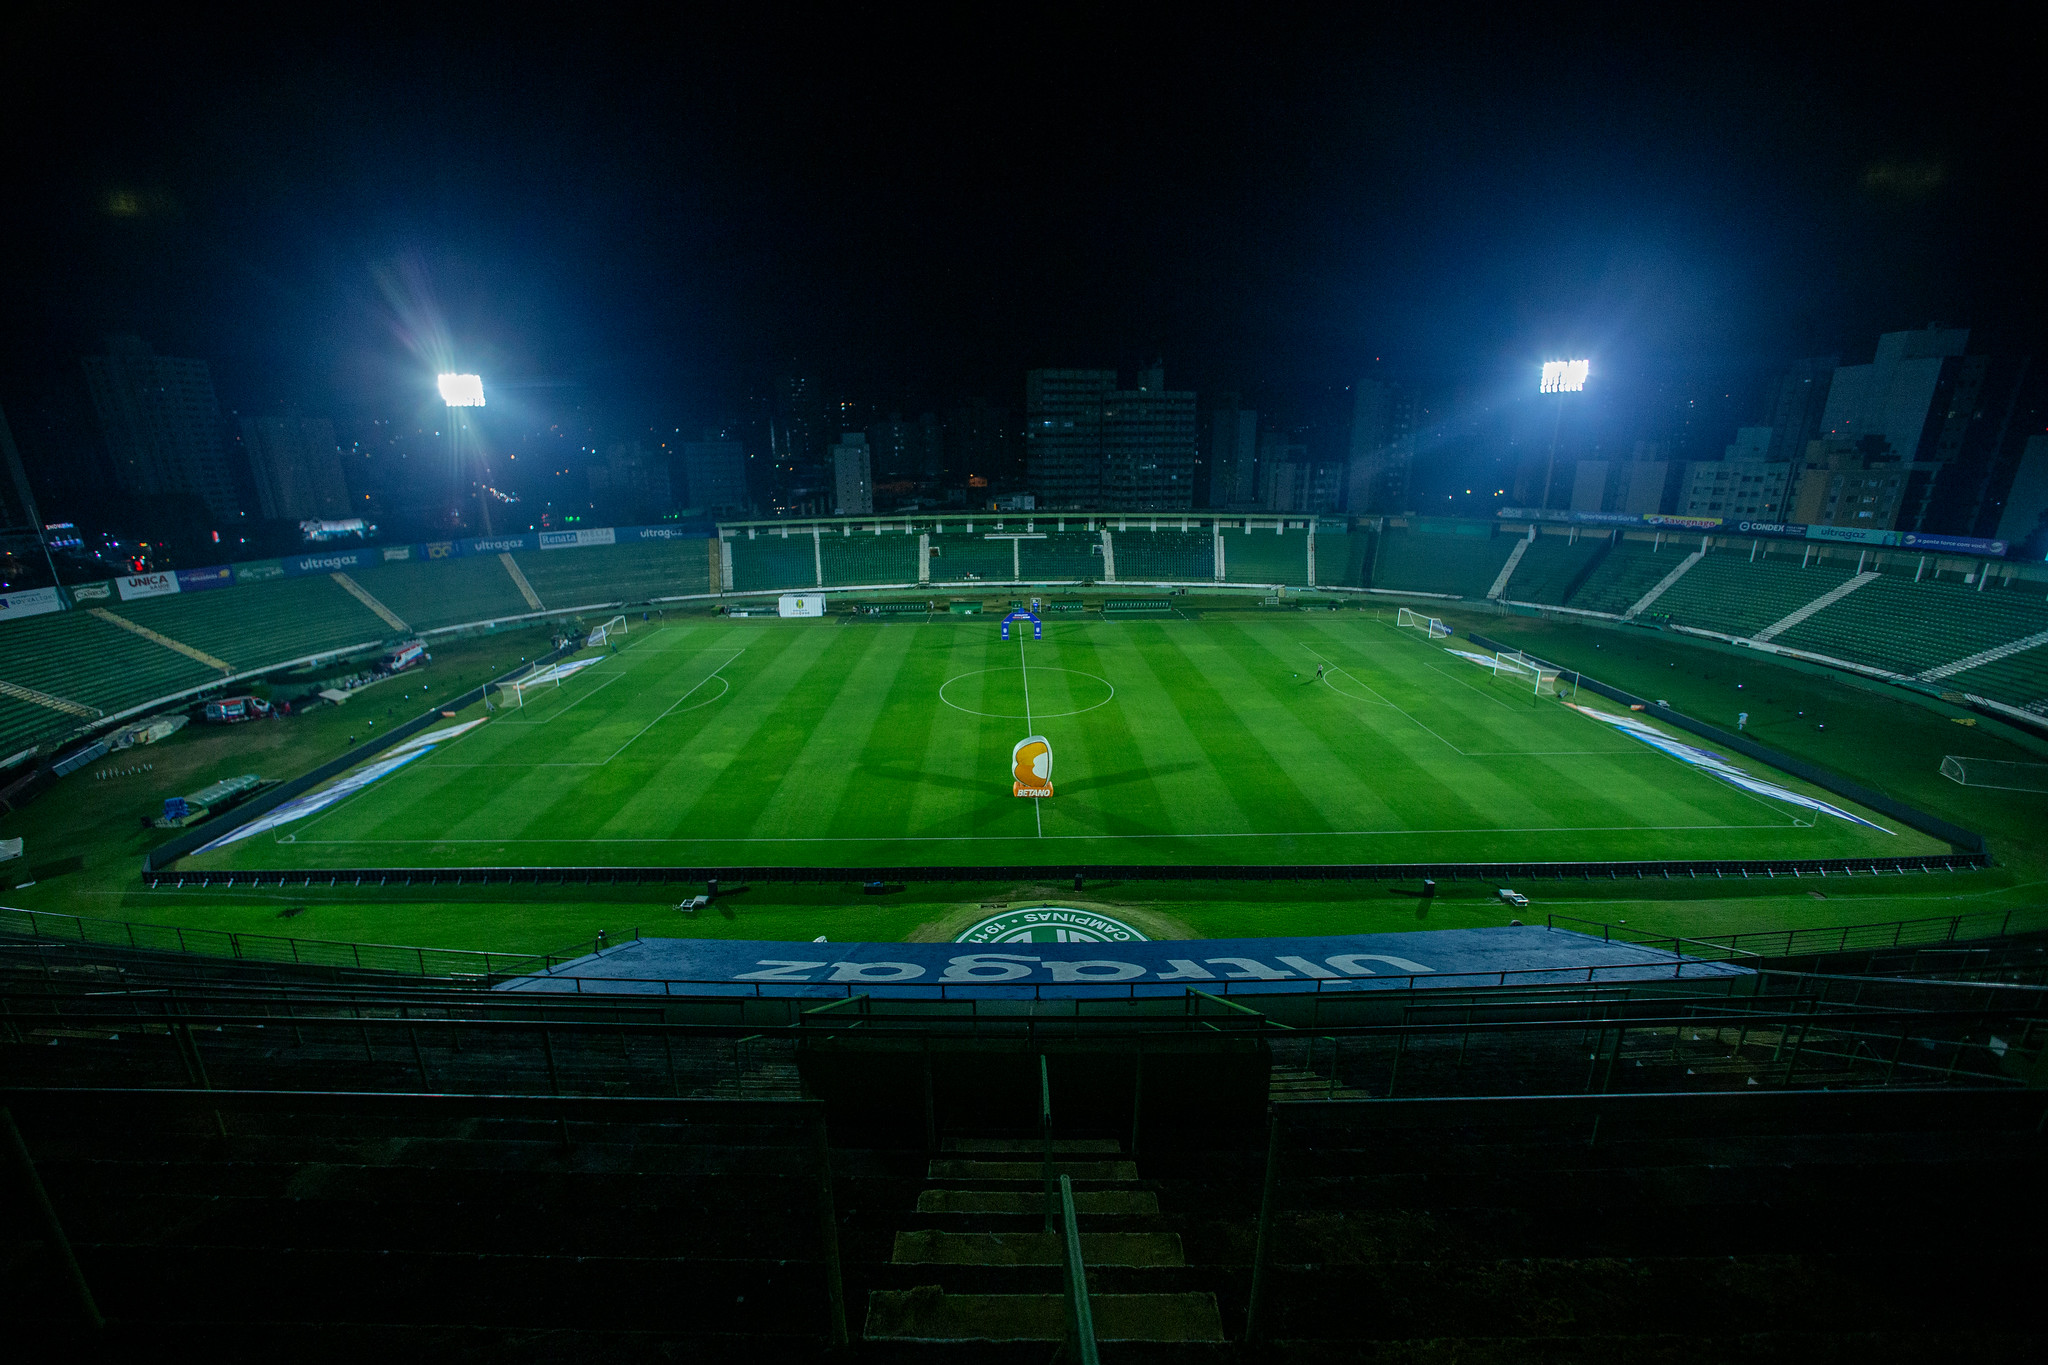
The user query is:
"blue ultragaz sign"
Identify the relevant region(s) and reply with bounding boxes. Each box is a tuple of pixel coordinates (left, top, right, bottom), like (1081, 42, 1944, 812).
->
(500, 926, 1747, 998)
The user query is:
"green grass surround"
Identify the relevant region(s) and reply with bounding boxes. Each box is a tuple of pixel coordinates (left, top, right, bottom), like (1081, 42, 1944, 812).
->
(180, 613, 1930, 874)
(6, 608, 2043, 955)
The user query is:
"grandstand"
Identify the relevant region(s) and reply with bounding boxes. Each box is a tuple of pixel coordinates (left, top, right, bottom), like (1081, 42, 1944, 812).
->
(109, 575, 391, 672)
(1112, 525, 1213, 582)
(1498, 528, 1610, 605)
(1369, 519, 1516, 597)
(4, 914, 2045, 1355)
(511, 538, 711, 607)
(342, 554, 535, 631)
(819, 528, 920, 587)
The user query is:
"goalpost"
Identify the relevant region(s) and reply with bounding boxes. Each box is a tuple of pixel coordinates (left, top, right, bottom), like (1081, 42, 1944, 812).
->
(1492, 648, 1563, 697)
(1397, 607, 1451, 638)
(1941, 755, 2048, 792)
(587, 614, 628, 648)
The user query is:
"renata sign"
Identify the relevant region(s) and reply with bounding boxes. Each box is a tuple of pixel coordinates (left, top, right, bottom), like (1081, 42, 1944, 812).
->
(117, 572, 180, 600)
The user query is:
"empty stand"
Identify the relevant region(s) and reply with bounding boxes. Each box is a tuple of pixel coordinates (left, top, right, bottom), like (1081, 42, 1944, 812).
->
(342, 554, 534, 631)
(819, 529, 919, 587)
(1655, 552, 1857, 638)
(926, 531, 1015, 583)
(727, 530, 821, 591)
(0, 611, 221, 753)
(1370, 522, 1515, 597)
(1017, 531, 1102, 581)
(1113, 527, 1214, 582)
(511, 539, 711, 608)
(1224, 527, 1311, 586)
(113, 577, 390, 672)
(1502, 531, 1608, 605)
(1565, 537, 1691, 615)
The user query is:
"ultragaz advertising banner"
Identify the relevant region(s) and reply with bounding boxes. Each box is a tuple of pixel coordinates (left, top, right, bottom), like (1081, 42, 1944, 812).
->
(462, 533, 538, 555)
(281, 547, 381, 576)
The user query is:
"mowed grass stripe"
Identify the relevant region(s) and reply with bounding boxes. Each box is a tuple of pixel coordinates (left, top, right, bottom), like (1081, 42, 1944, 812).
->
(1037, 624, 1180, 840)
(651, 625, 868, 837)
(1214, 620, 1484, 831)
(826, 626, 961, 840)
(1134, 622, 1331, 835)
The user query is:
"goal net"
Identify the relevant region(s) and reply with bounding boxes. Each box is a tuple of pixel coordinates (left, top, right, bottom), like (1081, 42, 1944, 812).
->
(1493, 649, 1562, 696)
(1940, 756, 2048, 792)
(587, 614, 628, 647)
(1397, 607, 1451, 638)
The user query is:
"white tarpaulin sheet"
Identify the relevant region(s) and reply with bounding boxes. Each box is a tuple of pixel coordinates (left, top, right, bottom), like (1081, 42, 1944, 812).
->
(195, 718, 489, 852)
(1561, 702, 1892, 833)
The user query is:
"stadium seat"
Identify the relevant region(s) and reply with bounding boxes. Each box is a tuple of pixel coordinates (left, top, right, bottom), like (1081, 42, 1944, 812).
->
(1500, 531, 1608, 605)
(1654, 552, 1856, 638)
(1223, 526, 1312, 586)
(819, 530, 920, 587)
(1564, 537, 1688, 615)
(1112, 527, 1214, 582)
(727, 531, 824, 591)
(340, 555, 534, 631)
(511, 539, 713, 607)
(1370, 522, 1516, 597)
(115, 576, 391, 671)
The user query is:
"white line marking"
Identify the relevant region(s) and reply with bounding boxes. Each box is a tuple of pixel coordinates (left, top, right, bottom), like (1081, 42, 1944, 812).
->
(599, 649, 745, 764)
(1020, 629, 1041, 838)
(492, 673, 624, 725)
(296, 820, 1814, 846)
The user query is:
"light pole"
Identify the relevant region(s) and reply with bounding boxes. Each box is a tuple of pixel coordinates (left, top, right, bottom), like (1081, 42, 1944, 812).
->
(437, 373, 489, 535)
(1538, 359, 1589, 512)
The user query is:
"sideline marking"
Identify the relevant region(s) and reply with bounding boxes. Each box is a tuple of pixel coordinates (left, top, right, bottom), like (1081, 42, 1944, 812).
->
(290, 818, 1812, 847)
(601, 649, 746, 763)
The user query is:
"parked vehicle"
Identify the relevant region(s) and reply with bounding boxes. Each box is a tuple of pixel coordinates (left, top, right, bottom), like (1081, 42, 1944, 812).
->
(203, 696, 274, 724)
(1497, 888, 1529, 908)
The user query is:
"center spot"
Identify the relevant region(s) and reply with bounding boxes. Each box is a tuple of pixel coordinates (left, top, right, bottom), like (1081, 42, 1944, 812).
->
(939, 666, 1116, 720)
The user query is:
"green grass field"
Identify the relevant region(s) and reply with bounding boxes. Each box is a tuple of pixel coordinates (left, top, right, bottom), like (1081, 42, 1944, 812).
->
(183, 612, 1937, 873)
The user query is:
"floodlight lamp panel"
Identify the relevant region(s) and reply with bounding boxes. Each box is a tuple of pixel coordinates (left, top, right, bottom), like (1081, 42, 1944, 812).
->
(438, 373, 485, 407)
(1540, 359, 1590, 394)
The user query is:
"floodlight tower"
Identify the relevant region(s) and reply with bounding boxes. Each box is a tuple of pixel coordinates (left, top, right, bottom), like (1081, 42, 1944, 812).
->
(437, 373, 490, 535)
(1537, 359, 1589, 512)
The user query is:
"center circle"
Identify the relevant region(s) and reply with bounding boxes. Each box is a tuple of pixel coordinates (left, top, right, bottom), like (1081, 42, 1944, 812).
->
(939, 666, 1116, 720)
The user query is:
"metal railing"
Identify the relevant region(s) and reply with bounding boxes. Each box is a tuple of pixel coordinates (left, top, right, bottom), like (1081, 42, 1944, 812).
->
(1547, 905, 2048, 961)
(1057, 1173, 1100, 1363)
(0, 904, 635, 982)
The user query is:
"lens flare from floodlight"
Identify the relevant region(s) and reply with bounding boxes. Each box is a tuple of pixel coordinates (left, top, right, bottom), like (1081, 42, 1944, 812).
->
(437, 373, 485, 407)
(1541, 359, 1589, 394)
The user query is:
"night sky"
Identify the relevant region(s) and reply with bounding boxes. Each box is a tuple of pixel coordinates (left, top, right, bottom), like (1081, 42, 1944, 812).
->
(2, 9, 2041, 440)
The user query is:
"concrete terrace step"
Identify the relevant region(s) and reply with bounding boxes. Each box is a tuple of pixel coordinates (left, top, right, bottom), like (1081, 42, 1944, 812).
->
(948, 1137, 1123, 1154)
(891, 1230, 1184, 1267)
(916, 1188, 1161, 1216)
(927, 1159, 1139, 1182)
(865, 1288, 1224, 1343)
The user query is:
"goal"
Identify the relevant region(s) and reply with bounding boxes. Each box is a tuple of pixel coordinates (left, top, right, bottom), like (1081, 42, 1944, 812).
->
(490, 664, 567, 710)
(587, 614, 628, 648)
(1940, 755, 2048, 792)
(1397, 607, 1451, 638)
(1492, 648, 1563, 696)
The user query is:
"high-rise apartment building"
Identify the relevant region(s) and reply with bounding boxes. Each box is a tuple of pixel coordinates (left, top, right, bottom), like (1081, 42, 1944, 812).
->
(1205, 397, 1258, 509)
(1025, 365, 1197, 511)
(83, 335, 240, 521)
(1674, 459, 1791, 520)
(679, 440, 748, 514)
(832, 432, 873, 514)
(240, 415, 349, 521)
(1813, 328, 2037, 536)
(1762, 356, 1837, 463)
(943, 399, 1022, 493)
(1345, 379, 1414, 515)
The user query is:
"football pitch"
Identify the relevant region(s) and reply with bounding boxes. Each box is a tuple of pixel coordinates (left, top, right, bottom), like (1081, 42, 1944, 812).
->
(185, 613, 1943, 873)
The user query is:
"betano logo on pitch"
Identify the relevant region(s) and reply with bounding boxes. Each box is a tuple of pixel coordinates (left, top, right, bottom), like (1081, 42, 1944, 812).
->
(1012, 734, 1052, 797)
(956, 906, 1147, 944)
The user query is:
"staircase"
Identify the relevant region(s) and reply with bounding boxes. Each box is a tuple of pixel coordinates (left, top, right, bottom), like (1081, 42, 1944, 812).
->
(1624, 548, 1702, 618)
(1753, 569, 1879, 642)
(864, 1136, 1224, 1345)
(1486, 536, 1530, 600)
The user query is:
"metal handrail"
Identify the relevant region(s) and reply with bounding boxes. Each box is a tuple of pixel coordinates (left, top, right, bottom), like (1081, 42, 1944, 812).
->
(1041, 1054, 1056, 1233)
(1547, 905, 2040, 958)
(1057, 1172, 1099, 1363)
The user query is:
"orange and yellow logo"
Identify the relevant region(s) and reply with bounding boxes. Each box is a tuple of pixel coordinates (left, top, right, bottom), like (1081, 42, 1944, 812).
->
(1012, 735, 1053, 798)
